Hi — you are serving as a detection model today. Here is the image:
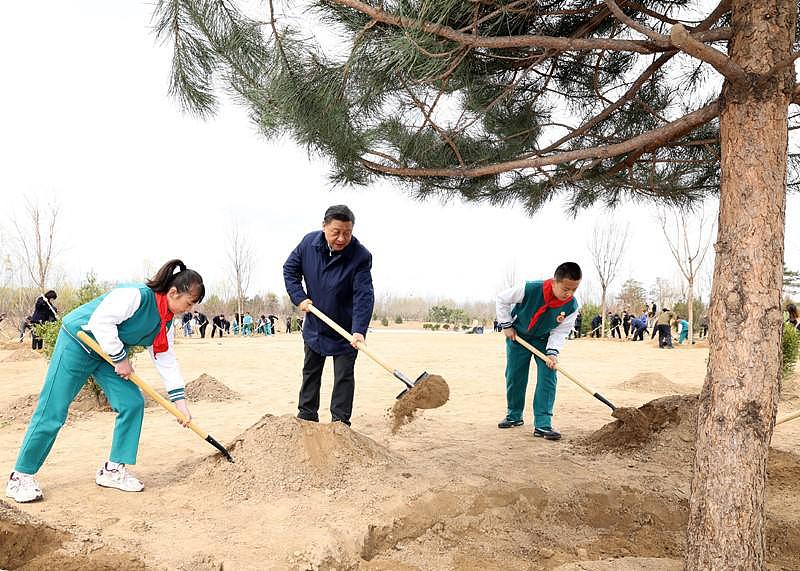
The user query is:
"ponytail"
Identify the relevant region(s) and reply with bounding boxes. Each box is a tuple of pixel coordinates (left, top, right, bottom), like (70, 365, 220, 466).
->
(146, 259, 205, 303)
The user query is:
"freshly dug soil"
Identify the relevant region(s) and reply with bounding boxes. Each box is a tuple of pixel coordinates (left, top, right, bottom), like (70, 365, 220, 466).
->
(184, 373, 240, 402)
(0, 499, 145, 570)
(585, 394, 699, 455)
(70, 384, 113, 413)
(188, 414, 402, 500)
(616, 372, 690, 394)
(390, 374, 449, 432)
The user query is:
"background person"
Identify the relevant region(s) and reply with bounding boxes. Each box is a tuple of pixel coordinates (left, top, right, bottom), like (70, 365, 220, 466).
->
(30, 290, 58, 350)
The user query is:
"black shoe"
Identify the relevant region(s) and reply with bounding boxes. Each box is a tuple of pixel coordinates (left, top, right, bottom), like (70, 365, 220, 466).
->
(331, 418, 351, 426)
(533, 427, 562, 441)
(297, 414, 319, 422)
(498, 418, 524, 429)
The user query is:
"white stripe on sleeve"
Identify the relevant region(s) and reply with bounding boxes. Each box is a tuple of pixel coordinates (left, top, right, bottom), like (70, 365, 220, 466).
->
(83, 288, 142, 362)
(495, 282, 526, 328)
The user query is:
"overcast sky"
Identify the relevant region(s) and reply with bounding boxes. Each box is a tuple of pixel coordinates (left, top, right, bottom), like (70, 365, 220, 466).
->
(2, 2, 799, 304)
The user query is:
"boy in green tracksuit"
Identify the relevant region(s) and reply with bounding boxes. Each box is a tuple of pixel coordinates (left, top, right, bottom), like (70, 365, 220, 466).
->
(495, 262, 581, 441)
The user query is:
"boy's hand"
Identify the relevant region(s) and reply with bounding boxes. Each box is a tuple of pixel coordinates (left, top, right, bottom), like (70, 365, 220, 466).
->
(299, 299, 312, 312)
(114, 358, 133, 379)
(545, 355, 558, 369)
(174, 399, 192, 427)
(503, 328, 517, 341)
(351, 332, 365, 349)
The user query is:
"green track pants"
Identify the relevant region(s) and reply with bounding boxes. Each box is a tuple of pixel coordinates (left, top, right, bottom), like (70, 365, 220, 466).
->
(15, 331, 145, 474)
(504, 335, 558, 429)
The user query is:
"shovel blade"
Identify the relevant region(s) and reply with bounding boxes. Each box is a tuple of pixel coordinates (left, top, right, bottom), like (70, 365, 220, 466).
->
(395, 372, 430, 400)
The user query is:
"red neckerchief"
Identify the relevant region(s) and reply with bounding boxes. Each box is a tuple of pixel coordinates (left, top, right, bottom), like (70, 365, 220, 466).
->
(527, 279, 573, 331)
(153, 292, 174, 356)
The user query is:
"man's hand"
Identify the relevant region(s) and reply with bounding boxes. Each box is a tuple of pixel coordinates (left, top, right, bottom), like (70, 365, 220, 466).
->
(351, 332, 365, 349)
(174, 399, 192, 427)
(114, 358, 134, 379)
(299, 299, 312, 312)
(503, 327, 517, 341)
(545, 355, 558, 369)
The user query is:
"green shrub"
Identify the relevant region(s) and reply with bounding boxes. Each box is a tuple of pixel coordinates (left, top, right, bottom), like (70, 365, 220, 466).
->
(381, 317, 389, 326)
(783, 322, 800, 376)
(422, 323, 432, 330)
(432, 323, 441, 331)
(442, 324, 450, 329)
(394, 315, 403, 324)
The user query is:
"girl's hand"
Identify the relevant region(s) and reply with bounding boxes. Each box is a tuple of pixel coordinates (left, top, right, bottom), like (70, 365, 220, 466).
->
(114, 358, 134, 379)
(174, 399, 192, 427)
(503, 327, 517, 341)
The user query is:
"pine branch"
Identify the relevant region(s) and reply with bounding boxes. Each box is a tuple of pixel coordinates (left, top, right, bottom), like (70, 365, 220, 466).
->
(361, 100, 720, 178)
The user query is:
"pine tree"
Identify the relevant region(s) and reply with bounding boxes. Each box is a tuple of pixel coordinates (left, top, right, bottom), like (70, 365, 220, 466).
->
(154, 1, 799, 567)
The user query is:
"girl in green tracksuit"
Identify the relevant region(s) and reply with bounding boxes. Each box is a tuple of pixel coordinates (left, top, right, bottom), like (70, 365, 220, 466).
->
(6, 259, 204, 503)
(495, 262, 581, 441)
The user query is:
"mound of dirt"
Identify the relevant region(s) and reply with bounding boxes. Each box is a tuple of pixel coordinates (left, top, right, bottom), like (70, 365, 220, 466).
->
(188, 414, 401, 500)
(616, 373, 689, 394)
(584, 394, 699, 456)
(1, 340, 25, 350)
(0, 499, 145, 570)
(0, 393, 38, 424)
(2, 347, 43, 362)
(184, 373, 240, 402)
(390, 374, 449, 432)
(70, 384, 113, 413)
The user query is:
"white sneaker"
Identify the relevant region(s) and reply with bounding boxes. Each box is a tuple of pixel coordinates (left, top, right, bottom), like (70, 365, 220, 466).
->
(5, 471, 43, 503)
(95, 463, 144, 492)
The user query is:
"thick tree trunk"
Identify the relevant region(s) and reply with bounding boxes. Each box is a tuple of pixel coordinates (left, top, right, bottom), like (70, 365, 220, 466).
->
(686, 1, 795, 569)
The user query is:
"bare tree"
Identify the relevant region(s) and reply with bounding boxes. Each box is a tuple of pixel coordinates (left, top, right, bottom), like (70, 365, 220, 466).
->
(588, 223, 628, 337)
(12, 198, 59, 291)
(227, 228, 254, 325)
(658, 207, 716, 344)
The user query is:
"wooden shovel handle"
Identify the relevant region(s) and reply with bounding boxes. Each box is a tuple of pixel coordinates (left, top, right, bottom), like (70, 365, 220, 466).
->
(513, 335, 597, 398)
(75, 331, 208, 440)
(305, 304, 395, 376)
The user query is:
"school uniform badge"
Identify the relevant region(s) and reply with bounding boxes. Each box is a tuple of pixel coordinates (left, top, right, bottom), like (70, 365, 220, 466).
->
(556, 311, 566, 323)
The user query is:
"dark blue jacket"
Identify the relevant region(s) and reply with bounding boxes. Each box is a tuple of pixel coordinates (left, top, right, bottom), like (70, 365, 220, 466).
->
(283, 231, 375, 356)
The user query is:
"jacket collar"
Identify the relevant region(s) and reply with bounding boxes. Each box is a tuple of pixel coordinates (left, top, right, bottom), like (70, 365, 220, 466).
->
(314, 230, 359, 260)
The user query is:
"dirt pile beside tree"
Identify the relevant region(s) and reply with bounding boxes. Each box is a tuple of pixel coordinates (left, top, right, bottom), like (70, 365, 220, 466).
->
(0, 499, 145, 570)
(185, 373, 240, 402)
(70, 384, 113, 413)
(583, 394, 699, 460)
(188, 414, 402, 500)
(615, 373, 691, 394)
(2, 348, 43, 362)
(390, 374, 449, 432)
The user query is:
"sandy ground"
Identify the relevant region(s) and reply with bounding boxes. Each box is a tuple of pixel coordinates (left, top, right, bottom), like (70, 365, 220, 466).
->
(2, 330, 800, 570)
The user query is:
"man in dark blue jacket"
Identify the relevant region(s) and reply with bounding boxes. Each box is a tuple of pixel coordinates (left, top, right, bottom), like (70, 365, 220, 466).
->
(283, 205, 375, 426)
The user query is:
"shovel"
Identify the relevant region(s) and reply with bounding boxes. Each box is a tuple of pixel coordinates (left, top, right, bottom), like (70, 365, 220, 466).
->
(76, 331, 234, 462)
(305, 304, 428, 399)
(512, 335, 649, 427)
(513, 335, 617, 411)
